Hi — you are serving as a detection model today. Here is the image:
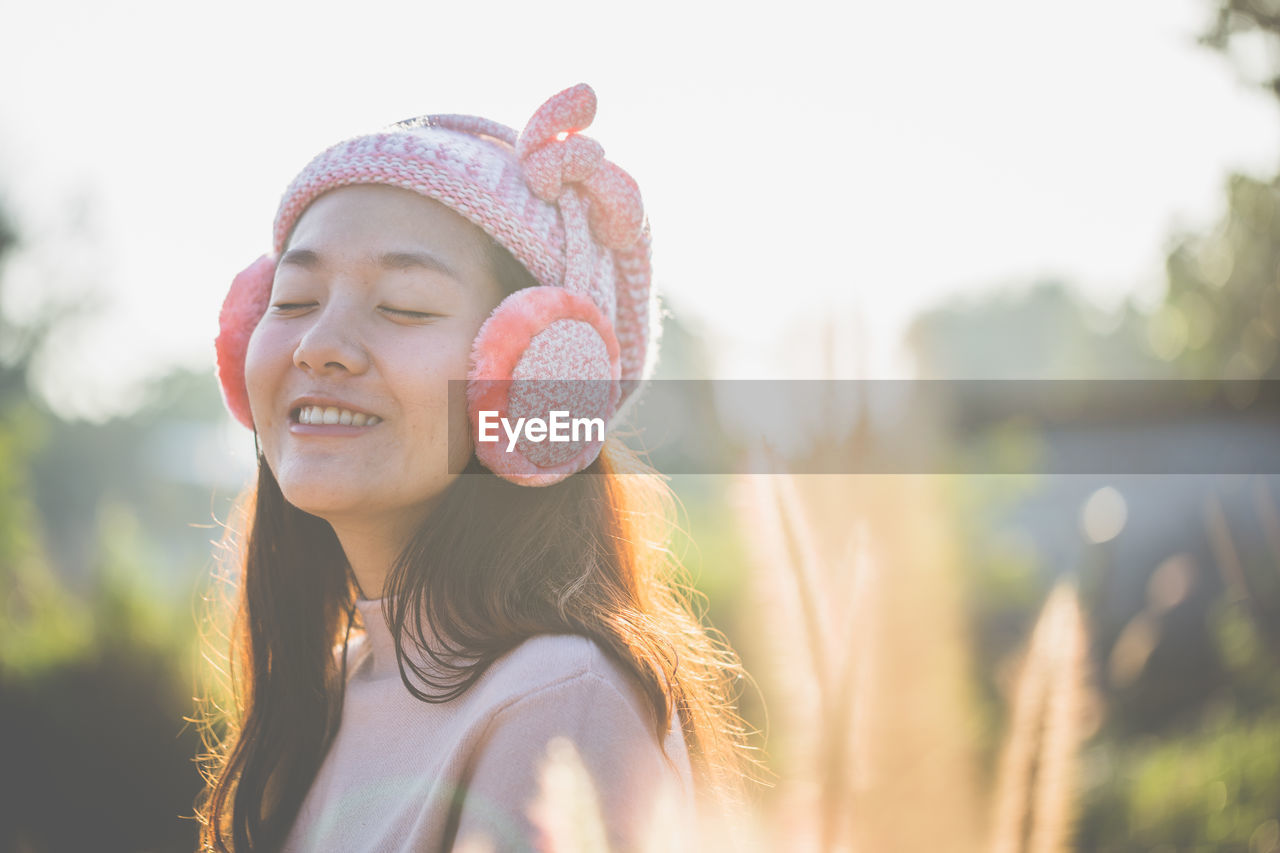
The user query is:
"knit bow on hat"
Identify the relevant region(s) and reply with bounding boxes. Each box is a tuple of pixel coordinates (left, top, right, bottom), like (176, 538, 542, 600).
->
(515, 84, 644, 252)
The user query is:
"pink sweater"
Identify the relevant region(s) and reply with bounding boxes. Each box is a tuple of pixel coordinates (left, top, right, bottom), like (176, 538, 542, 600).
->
(281, 597, 697, 852)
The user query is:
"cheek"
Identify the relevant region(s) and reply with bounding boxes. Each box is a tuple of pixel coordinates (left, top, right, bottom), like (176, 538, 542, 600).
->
(243, 324, 291, 418)
(448, 377, 471, 447)
(402, 332, 482, 463)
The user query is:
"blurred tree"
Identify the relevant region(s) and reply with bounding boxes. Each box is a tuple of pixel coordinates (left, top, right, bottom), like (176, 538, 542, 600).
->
(1071, 7, 1280, 848)
(906, 278, 1170, 379)
(0, 189, 208, 852)
(903, 10, 1280, 844)
(29, 364, 241, 594)
(1138, 1, 1280, 683)
(1201, 0, 1280, 99)
(1169, 4, 1280, 379)
(1159, 173, 1280, 381)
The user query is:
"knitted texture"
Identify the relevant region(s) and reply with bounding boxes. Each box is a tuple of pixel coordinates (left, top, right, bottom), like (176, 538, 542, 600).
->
(268, 83, 649, 393)
(511, 319, 615, 468)
(215, 84, 654, 485)
(467, 286, 620, 486)
(272, 129, 568, 293)
(515, 84, 644, 252)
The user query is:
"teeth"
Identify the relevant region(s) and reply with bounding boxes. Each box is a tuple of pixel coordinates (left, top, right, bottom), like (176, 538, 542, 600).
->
(297, 405, 380, 426)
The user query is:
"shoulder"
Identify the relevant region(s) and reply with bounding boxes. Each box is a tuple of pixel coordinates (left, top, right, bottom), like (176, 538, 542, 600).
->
(490, 633, 622, 688)
(455, 635, 696, 852)
(476, 633, 655, 725)
(467, 633, 691, 792)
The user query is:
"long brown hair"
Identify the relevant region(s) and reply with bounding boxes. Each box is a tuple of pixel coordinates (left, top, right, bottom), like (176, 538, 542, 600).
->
(195, 244, 768, 851)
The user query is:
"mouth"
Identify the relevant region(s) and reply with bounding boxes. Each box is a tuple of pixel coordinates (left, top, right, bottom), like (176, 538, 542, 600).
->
(291, 405, 383, 427)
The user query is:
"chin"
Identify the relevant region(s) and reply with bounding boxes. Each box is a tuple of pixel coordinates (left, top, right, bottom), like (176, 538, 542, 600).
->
(275, 481, 368, 520)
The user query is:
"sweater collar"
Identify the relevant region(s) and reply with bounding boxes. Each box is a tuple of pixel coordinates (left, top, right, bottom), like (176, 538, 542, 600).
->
(349, 596, 457, 682)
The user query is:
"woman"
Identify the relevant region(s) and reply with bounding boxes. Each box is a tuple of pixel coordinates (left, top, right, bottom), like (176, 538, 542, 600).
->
(199, 84, 763, 852)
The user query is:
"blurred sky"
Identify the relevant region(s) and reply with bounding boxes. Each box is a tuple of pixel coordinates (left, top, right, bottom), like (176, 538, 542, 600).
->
(0, 0, 1277, 421)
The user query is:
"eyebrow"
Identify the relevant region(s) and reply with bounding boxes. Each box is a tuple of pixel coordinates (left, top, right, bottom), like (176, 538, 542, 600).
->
(279, 248, 461, 282)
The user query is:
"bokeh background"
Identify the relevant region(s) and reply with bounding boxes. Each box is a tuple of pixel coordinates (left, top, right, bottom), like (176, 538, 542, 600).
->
(2, 1, 1279, 850)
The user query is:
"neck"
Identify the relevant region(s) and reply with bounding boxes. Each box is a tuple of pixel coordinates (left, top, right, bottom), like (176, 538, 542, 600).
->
(326, 511, 424, 599)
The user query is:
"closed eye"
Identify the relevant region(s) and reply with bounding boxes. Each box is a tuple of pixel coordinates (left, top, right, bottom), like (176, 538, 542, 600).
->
(382, 307, 440, 319)
(271, 302, 315, 312)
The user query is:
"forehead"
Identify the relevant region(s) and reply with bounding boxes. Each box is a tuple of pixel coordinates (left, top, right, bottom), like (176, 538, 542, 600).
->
(285, 184, 491, 266)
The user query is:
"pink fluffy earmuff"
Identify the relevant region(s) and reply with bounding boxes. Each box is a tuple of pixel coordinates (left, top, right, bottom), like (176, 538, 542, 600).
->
(213, 84, 656, 487)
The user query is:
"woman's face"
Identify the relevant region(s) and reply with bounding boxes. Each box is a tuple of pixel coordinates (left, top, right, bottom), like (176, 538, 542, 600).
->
(245, 184, 505, 537)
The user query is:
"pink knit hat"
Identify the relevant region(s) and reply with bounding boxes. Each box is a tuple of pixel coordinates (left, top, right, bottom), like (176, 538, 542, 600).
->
(214, 84, 657, 486)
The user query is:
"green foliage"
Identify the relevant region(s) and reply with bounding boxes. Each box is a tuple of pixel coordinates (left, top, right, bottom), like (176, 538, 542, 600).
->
(1201, 0, 1280, 99)
(0, 176, 212, 853)
(1209, 598, 1280, 723)
(1079, 706, 1280, 851)
(0, 399, 94, 675)
(906, 279, 1170, 379)
(666, 475, 769, 738)
(1074, 542, 1280, 850)
(941, 473, 1052, 767)
(1162, 174, 1280, 380)
(0, 444, 207, 851)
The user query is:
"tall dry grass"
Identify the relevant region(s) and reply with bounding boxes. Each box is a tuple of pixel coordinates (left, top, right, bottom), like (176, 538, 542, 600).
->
(989, 580, 1090, 853)
(734, 471, 990, 852)
(490, 467, 1098, 852)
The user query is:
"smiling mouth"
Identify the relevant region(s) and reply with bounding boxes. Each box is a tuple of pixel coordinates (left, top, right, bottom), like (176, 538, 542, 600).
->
(293, 405, 383, 426)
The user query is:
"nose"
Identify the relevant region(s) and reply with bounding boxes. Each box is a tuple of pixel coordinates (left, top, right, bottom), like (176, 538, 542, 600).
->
(293, 303, 371, 376)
